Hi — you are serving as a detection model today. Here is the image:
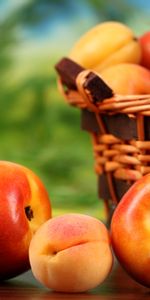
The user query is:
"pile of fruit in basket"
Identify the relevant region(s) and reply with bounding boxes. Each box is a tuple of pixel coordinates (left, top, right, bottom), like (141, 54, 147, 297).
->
(55, 21, 150, 220)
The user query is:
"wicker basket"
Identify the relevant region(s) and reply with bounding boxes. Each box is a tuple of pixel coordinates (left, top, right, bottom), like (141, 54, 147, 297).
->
(55, 57, 150, 219)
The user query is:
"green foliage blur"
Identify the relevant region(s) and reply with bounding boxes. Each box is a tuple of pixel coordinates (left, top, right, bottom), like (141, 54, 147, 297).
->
(1, 0, 150, 220)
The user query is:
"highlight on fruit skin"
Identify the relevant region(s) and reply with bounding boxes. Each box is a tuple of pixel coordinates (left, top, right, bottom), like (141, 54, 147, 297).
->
(69, 21, 141, 71)
(29, 213, 113, 293)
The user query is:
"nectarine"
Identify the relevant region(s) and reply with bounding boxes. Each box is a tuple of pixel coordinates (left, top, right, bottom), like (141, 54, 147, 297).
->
(0, 160, 51, 280)
(100, 63, 150, 95)
(29, 213, 113, 293)
(139, 31, 150, 70)
(111, 173, 150, 287)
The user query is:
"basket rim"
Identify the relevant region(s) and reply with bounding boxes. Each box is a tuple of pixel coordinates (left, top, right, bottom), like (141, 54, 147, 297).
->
(56, 57, 150, 117)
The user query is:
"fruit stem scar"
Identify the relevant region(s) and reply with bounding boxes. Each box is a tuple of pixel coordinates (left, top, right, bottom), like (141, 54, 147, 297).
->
(25, 206, 34, 221)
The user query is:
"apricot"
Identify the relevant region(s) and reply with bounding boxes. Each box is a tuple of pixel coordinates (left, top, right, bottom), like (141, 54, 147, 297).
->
(69, 21, 141, 71)
(29, 213, 113, 293)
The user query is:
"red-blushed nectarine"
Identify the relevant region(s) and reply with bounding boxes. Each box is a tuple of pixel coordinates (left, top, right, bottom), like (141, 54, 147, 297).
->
(139, 31, 150, 70)
(100, 63, 150, 95)
(111, 173, 150, 287)
(29, 213, 113, 293)
(0, 160, 51, 280)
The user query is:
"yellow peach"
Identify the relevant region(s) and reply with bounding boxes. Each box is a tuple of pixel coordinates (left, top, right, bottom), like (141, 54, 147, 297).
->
(69, 21, 141, 71)
(29, 213, 113, 293)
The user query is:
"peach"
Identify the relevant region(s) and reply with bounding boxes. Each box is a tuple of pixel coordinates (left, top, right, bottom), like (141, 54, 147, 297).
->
(29, 213, 113, 293)
(111, 173, 150, 287)
(99, 63, 150, 95)
(0, 160, 51, 280)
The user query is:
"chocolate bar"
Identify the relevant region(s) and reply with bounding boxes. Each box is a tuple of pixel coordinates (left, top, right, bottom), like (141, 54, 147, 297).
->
(81, 109, 138, 140)
(55, 57, 84, 90)
(55, 57, 113, 102)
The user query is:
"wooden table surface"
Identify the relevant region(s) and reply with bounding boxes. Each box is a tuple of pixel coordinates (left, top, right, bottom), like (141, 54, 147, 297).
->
(0, 262, 150, 299)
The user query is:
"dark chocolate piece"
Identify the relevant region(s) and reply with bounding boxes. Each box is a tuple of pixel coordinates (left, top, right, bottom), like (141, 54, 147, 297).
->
(81, 109, 100, 133)
(98, 174, 111, 200)
(55, 57, 84, 90)
(114, 179, 133, 200)
(83, 72, 113, 103)
(103, 114, 137, 140)
(81, 109, 138, 140)
(98, 175, 133, 202)
(55, 57, 113, 102)
(144, 116, 150, 140)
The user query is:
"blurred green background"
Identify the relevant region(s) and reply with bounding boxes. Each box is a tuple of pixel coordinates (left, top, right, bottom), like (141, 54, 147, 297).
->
(1, 0, 150, 220)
